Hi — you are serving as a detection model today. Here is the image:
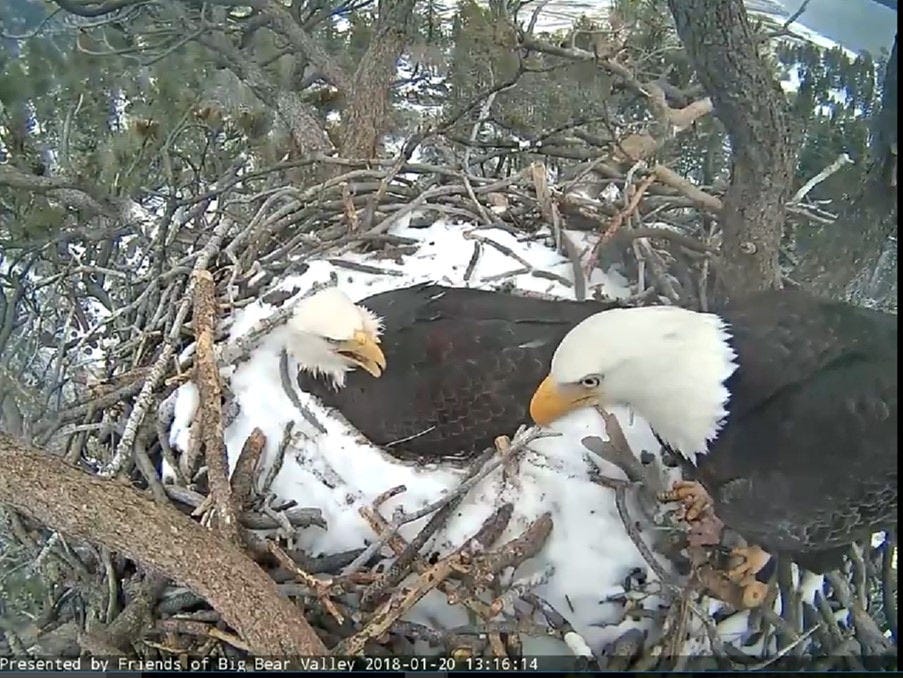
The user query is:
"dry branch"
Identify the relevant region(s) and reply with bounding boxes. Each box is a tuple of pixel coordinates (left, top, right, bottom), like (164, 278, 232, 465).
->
(647, 83, 714, 132)
(652, 165, 723, 212)
(230, 428, 266, 510)
(335, 554, 463, 655)
(584, 173, 656, 275)
(526, 591, 598, 663)
(266, 541, 345, 626)
(193, 270, 240, 544)
(360, 492, 466, 610)
(101, 211, 236, 477)
(0, 432, 327, 657)
(359, 504, 497, 620)
(468, 513, 553, 589)
(78, 573, 168, 654)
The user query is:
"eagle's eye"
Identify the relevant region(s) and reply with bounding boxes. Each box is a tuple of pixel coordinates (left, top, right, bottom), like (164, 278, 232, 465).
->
(580, 375, 602, 389)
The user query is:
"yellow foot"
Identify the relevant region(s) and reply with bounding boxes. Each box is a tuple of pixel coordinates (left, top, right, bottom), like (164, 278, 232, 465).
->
(739, 580, 769, 608)
(697, 562, 769, 609)
(727, 544, 772, 584)
(659, 479, 712, 523)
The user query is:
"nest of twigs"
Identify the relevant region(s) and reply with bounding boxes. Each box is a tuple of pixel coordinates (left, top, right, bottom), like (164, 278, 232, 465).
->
(0, 153, 897, 670)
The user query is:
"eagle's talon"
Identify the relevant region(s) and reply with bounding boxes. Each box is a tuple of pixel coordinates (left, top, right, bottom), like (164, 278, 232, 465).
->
(659, 480, 712, 523)
(726, 544, 772, 584)
(739, 579, 768, 608)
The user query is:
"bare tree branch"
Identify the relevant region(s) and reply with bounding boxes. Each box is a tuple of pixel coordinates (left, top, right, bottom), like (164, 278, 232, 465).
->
(0, 432, 328, 656)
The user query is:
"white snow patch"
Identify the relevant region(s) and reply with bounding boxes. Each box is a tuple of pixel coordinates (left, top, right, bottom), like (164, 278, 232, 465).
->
(717, 609, 755, 648)
(169, 381, 199, 453)
(165, 219, 673, 654)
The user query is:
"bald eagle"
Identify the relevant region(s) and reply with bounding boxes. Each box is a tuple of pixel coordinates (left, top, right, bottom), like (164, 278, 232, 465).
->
(286, 283, 619, 461)
(529, 289, 897, 574)
(284, 286, 388, 384)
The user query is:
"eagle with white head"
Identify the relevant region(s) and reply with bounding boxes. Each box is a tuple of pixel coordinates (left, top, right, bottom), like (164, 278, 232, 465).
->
(532, 304, 738, 459)
(284, 287, 386, 389)
(290, 282, 621, 461)
(529, 289, 897, 588)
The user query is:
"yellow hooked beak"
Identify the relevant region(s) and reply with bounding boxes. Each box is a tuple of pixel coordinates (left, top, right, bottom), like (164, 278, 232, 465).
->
(336, 330, 387, 378)
(529, 375, 600, 425)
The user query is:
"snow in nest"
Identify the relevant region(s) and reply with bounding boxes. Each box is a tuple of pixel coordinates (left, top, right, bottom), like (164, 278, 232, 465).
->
(710, 563, 826, 656)
(162, 217, 791, 656)
(166, 218, 684, 652)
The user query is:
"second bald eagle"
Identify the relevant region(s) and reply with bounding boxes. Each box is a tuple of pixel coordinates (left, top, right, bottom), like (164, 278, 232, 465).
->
(529, 289, 897, 574)
(286, 282, 619, 461)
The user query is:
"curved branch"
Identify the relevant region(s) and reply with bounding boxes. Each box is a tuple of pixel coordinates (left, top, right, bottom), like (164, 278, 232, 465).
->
(256, 0, 351, 92)
(0, 433, 328, 656)
(0, 165, 116, 219)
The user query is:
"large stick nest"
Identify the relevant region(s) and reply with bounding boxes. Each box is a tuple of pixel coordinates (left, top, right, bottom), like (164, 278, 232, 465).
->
(0, 145, 896, 669)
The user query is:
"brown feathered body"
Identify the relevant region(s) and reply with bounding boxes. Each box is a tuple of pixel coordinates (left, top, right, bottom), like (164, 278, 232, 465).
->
(298, 283, 618, 462)
(685, 291, 897, 571)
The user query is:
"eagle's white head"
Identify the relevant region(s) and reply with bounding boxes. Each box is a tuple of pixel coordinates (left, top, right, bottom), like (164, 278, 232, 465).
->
(284, 287, 385, 389)
(530, 305, 738, 458)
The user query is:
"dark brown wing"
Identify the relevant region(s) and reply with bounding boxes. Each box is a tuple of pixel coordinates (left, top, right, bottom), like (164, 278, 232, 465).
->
(297, 283, 618, 461)
(696, 290, 897, 568)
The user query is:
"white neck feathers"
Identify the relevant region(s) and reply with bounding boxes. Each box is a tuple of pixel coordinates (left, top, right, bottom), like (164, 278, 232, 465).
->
(552, 306, 739, 459)
(637, 312, 736, 458)
(284, 289, 383, 389)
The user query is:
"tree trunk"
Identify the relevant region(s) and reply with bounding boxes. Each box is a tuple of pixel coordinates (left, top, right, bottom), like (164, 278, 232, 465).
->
(0, 433, 328, 657)
(338, 0, 417, 160)
(794, 35, 898, 310)
(667, 0, 798, 302)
